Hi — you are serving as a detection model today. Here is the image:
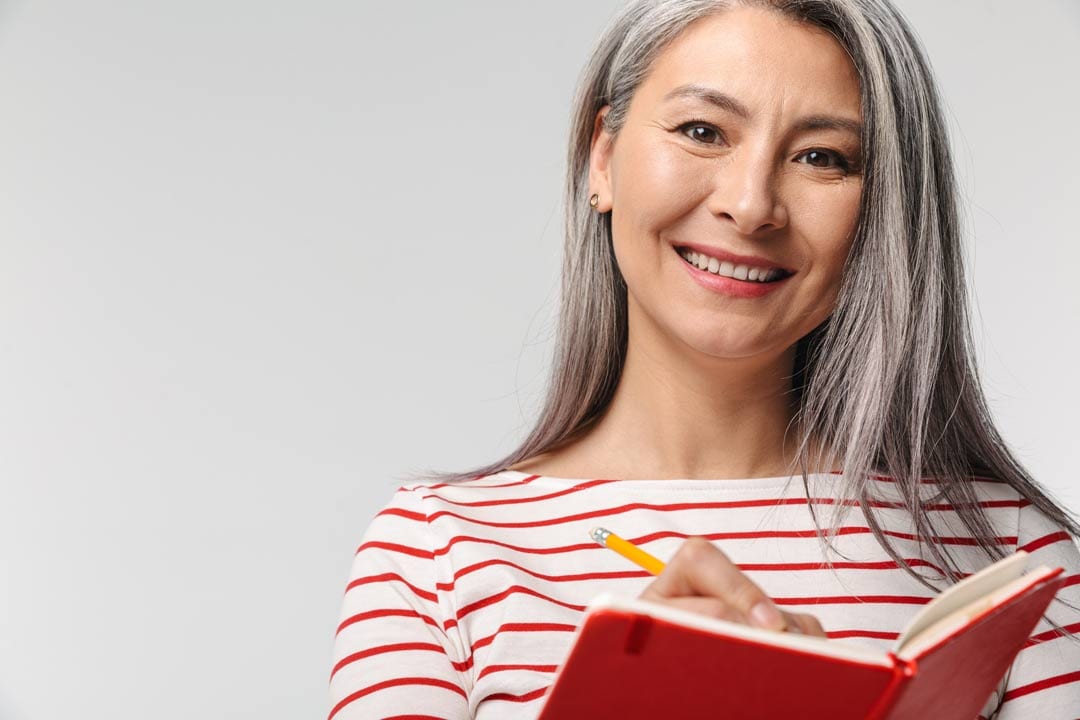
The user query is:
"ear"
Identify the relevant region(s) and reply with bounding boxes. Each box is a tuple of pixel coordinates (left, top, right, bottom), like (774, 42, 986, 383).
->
(587, 105, 614, 212)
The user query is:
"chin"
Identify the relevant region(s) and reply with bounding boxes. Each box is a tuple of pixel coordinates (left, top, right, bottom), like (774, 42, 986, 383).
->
(679, 326, 779, 361)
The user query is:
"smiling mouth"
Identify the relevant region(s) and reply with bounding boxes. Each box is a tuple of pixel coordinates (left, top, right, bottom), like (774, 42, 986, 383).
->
(674, 246, 793, 283)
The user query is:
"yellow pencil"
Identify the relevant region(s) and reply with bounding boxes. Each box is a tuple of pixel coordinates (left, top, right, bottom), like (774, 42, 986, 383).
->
(588, 526, 802, 635)
(589, 526, 667, 576)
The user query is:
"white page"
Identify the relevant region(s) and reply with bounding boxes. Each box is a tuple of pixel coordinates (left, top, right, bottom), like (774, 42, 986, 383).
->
(891, 551, 1030, 653)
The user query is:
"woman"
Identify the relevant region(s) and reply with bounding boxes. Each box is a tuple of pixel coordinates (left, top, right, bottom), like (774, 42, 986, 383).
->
(329, 1, 1080, 718)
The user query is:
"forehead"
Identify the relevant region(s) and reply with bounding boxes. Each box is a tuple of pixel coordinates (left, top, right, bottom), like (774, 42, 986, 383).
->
(637, 6, 861, 118)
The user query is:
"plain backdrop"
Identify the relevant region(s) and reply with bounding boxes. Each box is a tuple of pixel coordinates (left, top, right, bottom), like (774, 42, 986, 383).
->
(0, 1, 1077, 718)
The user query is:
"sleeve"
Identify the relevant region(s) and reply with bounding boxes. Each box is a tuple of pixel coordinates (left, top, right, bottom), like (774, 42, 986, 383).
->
(327, 485, 472, 720)
(993, 499, 1080, 719)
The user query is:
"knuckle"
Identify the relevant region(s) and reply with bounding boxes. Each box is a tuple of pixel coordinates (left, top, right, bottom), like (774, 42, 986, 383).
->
(678, 536, 708, 558)
(701, 598, 741, 622)
(790, 612, 825, 636)
(720, 572, 768, 613)
(678, 536, 724, 564)
(732, 583, 769, 611)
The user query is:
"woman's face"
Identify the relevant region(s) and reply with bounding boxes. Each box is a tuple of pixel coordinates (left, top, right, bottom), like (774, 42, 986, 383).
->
(589, 6, 863, 363)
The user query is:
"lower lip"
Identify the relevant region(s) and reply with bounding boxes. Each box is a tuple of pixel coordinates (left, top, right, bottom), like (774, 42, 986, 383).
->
(675, 247, 792, 298)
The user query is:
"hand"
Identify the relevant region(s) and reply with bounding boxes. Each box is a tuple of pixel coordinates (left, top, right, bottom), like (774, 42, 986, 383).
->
(637, 536, 828, 638)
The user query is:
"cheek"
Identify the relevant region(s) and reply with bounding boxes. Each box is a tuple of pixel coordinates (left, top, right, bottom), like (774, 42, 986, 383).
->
(609, 140, 704, 283)
(614, 138, 705, 225)
(795, 176, 860, 251)
(798, 187, 861, 310)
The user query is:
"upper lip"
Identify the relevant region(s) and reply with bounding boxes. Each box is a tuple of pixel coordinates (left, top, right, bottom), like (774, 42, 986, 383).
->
(672, 241, 795, 274)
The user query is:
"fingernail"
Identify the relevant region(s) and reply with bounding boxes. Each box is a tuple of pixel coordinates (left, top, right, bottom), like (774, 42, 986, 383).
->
(750, 601, 782, 629)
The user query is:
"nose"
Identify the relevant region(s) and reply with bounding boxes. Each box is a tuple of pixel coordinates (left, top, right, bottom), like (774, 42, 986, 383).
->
(705, 145, 788, 235)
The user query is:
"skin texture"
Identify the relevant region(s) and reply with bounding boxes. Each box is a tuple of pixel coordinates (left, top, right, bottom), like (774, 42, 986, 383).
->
(514, 6, 864, 636)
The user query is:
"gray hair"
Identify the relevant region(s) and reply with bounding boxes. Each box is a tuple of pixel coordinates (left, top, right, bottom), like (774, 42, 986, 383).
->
(406, 0, 1080, 636)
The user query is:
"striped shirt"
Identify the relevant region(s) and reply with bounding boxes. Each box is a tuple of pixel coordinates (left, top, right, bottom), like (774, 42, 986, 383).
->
(328, 470, 1080, 719)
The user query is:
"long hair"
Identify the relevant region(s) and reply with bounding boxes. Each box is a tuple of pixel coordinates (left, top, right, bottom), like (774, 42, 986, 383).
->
(402, 0, 1080, 634)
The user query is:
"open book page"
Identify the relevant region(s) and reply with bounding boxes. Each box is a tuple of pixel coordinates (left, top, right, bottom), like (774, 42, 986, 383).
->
(896, 562, 1060, 659)
(890, 551, 1030, 653)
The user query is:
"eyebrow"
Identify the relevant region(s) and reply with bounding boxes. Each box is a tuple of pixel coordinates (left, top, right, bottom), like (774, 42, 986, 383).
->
(662, 83, 862, 137)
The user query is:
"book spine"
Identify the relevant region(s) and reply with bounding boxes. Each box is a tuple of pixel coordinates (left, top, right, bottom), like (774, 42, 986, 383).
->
(864, 652, 918, 720)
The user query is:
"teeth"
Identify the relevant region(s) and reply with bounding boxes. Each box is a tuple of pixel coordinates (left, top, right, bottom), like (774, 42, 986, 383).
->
(677, 248, 784, 283)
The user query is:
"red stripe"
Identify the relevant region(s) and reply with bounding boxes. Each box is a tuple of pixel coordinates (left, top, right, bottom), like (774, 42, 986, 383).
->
(429, 498, 834, 528)
(419, 478, 615, 507)
(778, 594, 932, 606)
(396, 472, 513, 492)
(474, 686, 550, 706)
(414, 482, 1022, 512)
(468, 622, 578, 656)
(336, 608, 442, 637)
(432, 556, 957, 594)
(1000, 669, 1080, 702)
(1023, 621, 1080, 647)
(842, 472, 1009, 485)
(330, 642, 450, 680)
(923, 499, 1023, 511)
(422, 526, 1014, 560)
(408, 471, 1010, 487)
(827, 629, 899, 641)
(418, 497, 1021, 530)
(477, 663, 559, 680)
(328, 677, 467, 720)
(451, 586, 586, 626)
(355, 540, 434, 559)
(356, 520, 1014, 562)
(738, 558, 954, 574)
(337, 622, 580, 680)
(1019, 531, 1072, 554)
(628, 527, 1014, 548)
(376, 507, 428, 522)
(441, 557, 646, 589)
(345, 572, 437, 602)
(448, 584, 934, 627)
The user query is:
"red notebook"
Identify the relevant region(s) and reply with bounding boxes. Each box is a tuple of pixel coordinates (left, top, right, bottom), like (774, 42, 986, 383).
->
(535, 551, 1066, 720)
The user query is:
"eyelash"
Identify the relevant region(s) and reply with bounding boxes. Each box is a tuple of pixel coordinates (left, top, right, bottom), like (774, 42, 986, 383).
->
(675, 119, 853, 173)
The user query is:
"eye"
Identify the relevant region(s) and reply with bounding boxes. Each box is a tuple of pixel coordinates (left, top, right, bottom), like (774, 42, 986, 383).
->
(796, 149, 851, 172)
(676, 119, 725, 146)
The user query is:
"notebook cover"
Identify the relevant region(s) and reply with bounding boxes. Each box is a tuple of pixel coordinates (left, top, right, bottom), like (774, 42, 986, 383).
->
(536, 568, 1067, 720)
(882, 567, 1067, 720)
(535, 604, 899, 719)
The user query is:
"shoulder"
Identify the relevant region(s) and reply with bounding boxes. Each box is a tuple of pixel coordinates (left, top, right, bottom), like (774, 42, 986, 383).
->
(930, 478, 1075, 552)
(1015, 494, 1079, 562)
(358, 471, 533, 535)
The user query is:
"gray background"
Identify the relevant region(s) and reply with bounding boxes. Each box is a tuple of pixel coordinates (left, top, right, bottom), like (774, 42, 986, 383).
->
(0, 1, 1077, 718)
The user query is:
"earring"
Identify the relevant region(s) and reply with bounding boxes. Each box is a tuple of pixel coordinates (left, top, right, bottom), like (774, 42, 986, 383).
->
(589, 193, 599, 209)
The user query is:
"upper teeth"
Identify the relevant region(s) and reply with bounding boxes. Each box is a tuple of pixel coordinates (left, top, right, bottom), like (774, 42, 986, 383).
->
(677, 248, 784, 283)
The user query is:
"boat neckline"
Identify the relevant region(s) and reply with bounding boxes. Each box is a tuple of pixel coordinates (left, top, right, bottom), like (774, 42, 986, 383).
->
(493, 468, 842, 489)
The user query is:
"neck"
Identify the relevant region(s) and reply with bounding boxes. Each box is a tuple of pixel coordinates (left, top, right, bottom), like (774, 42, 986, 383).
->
(575, 307, 806, 481)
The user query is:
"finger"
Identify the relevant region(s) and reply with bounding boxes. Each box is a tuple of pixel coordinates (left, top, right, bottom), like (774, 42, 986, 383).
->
(783, 612, 828, 638)
(642, 595, 749, 625)
(645, 536, 785, 631)
(799, 613, 828, 638)
(780, 612, 802, 634)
